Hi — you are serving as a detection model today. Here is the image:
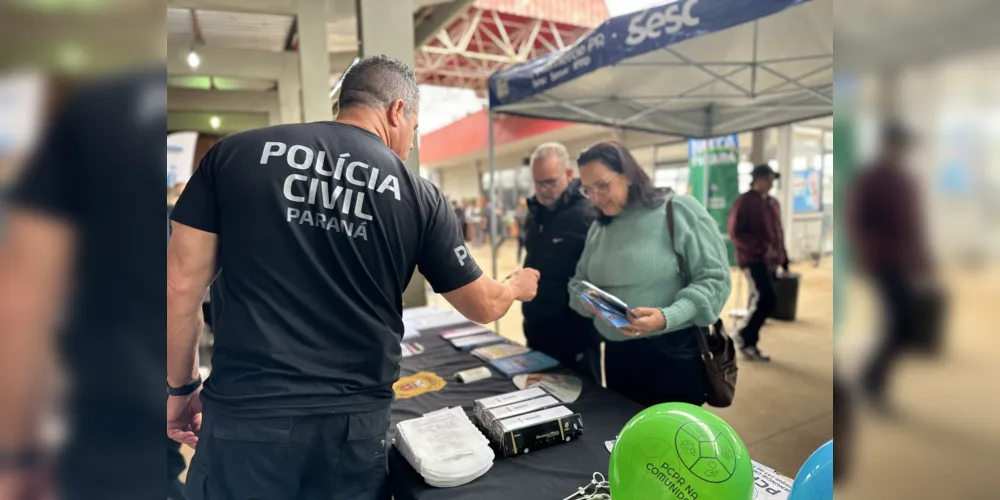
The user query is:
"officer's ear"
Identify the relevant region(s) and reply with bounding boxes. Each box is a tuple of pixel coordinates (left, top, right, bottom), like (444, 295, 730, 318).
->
(387, 99, 406, 128)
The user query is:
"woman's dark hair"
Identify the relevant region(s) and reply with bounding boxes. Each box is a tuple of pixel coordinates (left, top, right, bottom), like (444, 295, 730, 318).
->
(577, 141, 666, 225)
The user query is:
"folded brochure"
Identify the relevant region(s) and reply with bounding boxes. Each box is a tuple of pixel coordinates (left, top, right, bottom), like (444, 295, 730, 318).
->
(579, 293, 631, 328)
(490, 351, 560, 377)
(580, 281, 629, 313)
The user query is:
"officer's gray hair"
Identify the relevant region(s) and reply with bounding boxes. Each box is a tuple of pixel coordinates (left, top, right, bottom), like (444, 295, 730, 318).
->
(339, 55, 420, 117)
(529, 142, 572, 170)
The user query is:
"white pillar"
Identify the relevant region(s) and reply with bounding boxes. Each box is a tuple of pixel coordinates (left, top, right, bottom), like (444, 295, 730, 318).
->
(297, 0, 332, 123)
(749, 129, 766, 165)
(776, 124, 795, 259)
(356, 0, 427, 307)
(357, 0, 417, 170)
(278, 74, 302, 124)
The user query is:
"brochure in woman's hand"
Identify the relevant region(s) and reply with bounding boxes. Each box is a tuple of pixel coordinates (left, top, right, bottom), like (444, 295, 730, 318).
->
(578, 281, 632, 328)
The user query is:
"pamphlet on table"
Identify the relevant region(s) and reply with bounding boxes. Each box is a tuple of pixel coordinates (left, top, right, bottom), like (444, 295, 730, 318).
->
(489, 351, 560, 377)
(470, 343, 531, 361)
(751, 461, 793, 499)
(450, 333, 506, 351)
(512, 373, 583, 403)
(440, 325, 491, 340)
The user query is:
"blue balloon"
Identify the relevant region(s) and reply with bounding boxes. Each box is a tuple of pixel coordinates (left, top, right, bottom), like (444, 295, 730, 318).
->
(788, 440, 833, 500)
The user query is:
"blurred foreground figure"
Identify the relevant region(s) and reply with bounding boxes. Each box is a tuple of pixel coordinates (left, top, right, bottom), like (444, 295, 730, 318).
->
(847, 122, 944, 414)
(0, 68, 166, 499)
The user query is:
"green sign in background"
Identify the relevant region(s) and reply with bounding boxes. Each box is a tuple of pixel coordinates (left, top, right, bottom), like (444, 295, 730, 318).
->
(689, 135, 740, 266)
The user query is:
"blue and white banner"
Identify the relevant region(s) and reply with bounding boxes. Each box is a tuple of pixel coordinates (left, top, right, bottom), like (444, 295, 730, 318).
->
(489, 0, 812, 108)
(167, 131, 199, 188)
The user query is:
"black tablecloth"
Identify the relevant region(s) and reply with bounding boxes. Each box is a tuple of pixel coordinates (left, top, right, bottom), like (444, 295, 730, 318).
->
(389, 323, 643, 500)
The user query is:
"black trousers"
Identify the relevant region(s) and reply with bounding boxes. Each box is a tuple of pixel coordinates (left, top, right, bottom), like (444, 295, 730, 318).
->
(604, 328, 705, 408)
(185, 405, 391, 500)
(832, 377, 851, 483)
(168, 436, 188, 500)
(741, 263, 778, 347)
(862, 272, 916, 399)
(523, 318, 601, 384)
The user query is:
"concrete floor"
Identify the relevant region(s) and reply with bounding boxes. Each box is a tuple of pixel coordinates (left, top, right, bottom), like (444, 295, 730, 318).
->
(428, 239, 834, 477)
(834, 263, 1000, 498)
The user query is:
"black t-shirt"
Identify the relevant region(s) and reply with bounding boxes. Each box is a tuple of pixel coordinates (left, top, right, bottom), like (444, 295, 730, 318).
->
(170, 121, 481, 416)
(9, 67, 166, 496)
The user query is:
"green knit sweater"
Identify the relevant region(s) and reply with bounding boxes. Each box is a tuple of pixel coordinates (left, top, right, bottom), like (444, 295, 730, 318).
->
(568, 194, 731, 342)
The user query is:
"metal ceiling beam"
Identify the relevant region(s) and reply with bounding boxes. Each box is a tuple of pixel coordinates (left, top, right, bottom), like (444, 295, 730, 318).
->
(168, 88, 280, 114)
(283, 17, 298, 51)
(756, 65, 833, 104)
(167, 0, 297, 16)
(414, 0, 475, 47)
(167, 41, 357, 80)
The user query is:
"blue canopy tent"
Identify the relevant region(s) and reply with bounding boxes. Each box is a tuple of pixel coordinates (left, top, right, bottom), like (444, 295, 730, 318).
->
(482, 0, 832, 281)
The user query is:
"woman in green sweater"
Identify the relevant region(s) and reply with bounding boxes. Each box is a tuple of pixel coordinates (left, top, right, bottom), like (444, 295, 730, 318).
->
(568, 142, 731, 407)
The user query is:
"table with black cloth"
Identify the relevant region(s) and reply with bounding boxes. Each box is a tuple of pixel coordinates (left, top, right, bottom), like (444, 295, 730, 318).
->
(388, 323, 644, 500)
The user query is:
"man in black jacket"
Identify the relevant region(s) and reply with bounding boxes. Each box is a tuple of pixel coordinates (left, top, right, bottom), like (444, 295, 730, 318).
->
(522, 143, 601, 382)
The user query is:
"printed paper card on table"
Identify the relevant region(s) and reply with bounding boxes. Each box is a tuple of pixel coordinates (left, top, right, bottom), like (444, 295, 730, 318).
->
(440, 325, 492, 340)
(513, 373, 583, 403)
(751, 461, 793, 500)
(450, 333, 507, 351)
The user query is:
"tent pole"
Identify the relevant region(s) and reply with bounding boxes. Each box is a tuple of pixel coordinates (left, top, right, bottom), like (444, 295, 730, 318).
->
(488, 111, 499, 333)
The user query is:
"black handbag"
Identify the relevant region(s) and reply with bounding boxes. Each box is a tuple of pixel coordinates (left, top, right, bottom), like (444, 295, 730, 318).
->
(904, 283, 947, 356)
(666, 197, 738, 408)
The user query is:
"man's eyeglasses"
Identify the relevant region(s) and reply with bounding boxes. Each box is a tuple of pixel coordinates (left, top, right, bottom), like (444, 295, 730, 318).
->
(534, 178, 562, 190)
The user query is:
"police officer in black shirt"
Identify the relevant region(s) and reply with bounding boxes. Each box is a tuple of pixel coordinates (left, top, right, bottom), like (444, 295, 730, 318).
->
(166, 55, 539, 499)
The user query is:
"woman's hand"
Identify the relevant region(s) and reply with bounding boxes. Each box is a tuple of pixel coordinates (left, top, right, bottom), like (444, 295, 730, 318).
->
(618, 307, 666, 337)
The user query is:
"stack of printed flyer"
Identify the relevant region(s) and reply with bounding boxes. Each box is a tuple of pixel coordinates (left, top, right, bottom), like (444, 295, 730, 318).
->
(395, 407, 495, 488)
(402, 307, 471, 339)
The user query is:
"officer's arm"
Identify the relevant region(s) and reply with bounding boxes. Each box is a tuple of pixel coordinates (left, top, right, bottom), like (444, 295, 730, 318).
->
(0, 210, 74, 461)
(440, 274, 519, 324)
(167, 222, 219, 387)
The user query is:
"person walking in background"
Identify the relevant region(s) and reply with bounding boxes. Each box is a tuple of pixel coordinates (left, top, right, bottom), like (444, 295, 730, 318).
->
(468, 198, 484, 247)
(515, 197, 528, 263)
(728, 164, 789, 361)
(522, 143, 601, 382)
(847, 121, 938, 414)
(452, 199, 467, 241)
(568, 142, 730, 407)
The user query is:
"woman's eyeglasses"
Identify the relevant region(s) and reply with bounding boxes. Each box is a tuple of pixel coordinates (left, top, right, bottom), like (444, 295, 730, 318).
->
(579, 176, 617, 198)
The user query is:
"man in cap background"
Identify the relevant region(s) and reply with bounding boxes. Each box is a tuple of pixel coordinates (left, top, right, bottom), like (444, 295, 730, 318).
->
(728, 164, 789, 361)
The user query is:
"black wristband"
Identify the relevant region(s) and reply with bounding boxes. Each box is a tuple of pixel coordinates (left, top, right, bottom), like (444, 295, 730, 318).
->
(167, 374, 202, 397)
(0, 448, 42, 471)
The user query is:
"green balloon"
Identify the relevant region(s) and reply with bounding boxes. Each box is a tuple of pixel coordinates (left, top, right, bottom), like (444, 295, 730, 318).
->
(609, 403, 753, 500)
